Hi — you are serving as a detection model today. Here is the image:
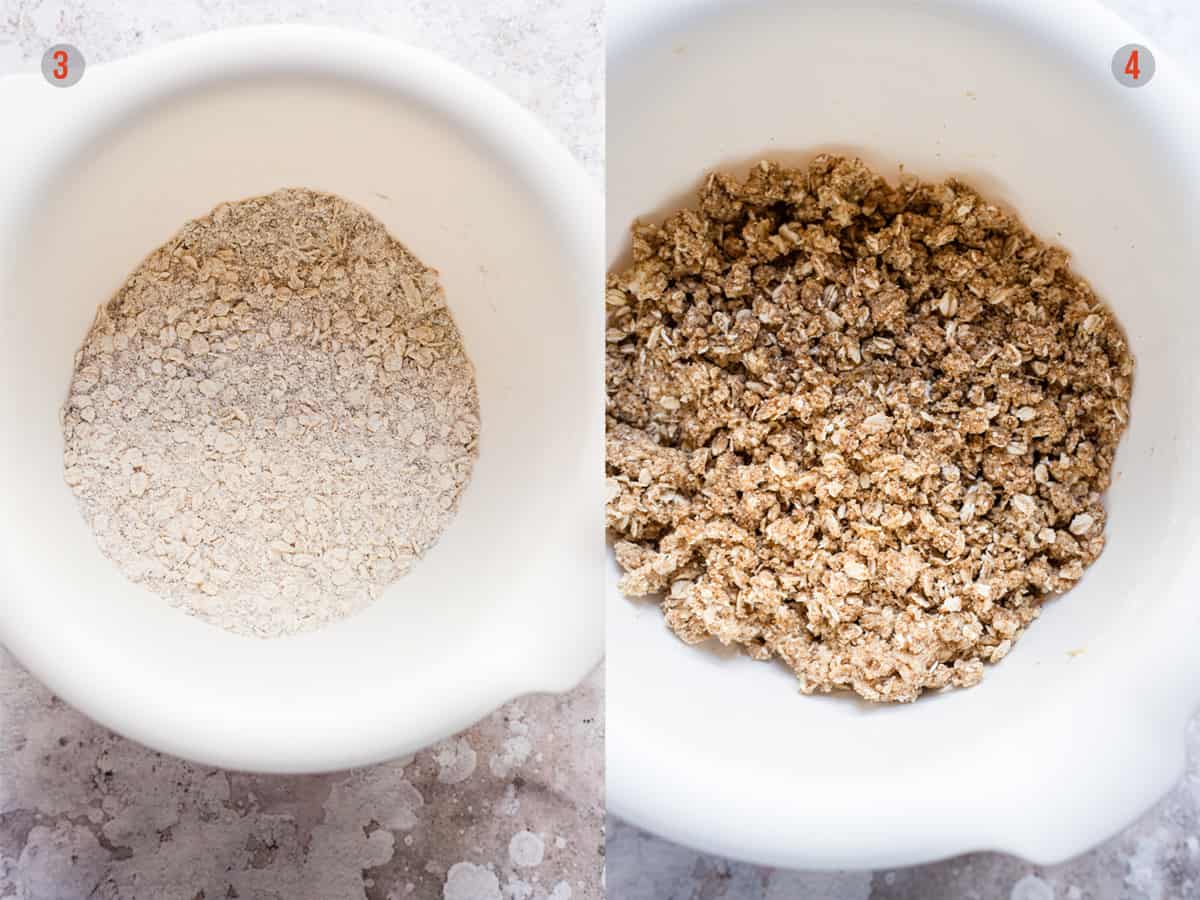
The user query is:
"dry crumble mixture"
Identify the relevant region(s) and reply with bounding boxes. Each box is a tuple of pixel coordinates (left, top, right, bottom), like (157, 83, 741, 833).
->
(62, 189, 479, 637)
(605, 155, 1132, 702)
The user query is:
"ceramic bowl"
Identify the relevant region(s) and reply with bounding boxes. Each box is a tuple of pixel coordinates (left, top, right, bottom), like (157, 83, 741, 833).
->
(607, 0, 1200, 868)
(0, 26, 602, 772)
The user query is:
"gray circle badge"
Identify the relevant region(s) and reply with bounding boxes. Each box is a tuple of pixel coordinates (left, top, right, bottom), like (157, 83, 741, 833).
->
(1112, 43, 1155, 88)
(41, 43, 86, 88)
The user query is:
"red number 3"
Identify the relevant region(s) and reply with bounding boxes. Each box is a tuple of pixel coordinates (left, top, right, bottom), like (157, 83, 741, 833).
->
(1124, 48, 1140, 80)
(53, 49, 68, 80)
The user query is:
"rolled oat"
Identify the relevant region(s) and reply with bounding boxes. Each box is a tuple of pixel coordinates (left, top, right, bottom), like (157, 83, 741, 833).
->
(63, 189, 480, 637)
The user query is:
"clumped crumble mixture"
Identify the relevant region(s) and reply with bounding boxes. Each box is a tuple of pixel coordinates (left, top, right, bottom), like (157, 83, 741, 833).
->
(63, 189, 479, 637)
(606, 156, 1132, 702)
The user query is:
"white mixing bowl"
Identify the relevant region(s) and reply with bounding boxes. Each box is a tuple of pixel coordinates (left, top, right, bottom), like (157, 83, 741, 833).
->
(0, 26, 602, 772)
(608, 0, 1200, 869)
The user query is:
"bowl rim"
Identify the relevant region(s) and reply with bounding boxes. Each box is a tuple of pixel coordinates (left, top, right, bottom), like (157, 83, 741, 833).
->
(0, 24, 603, 773)
(606, 0, 1200, 869)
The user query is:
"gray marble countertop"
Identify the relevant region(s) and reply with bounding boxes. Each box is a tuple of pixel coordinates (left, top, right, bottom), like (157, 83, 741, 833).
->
(0, 2, 602, 899)
(607, 7, 1200, 898)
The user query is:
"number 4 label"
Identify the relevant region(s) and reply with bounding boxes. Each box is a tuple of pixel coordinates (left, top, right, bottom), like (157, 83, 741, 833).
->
(1112, 43, 1156, 88)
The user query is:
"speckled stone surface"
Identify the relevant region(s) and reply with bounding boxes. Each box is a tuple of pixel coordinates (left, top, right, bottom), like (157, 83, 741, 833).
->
(607, 2, 1200, 899)
(0, 2, 602, 899)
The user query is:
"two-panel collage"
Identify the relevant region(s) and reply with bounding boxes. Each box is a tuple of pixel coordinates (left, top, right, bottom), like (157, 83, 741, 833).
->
(0, 1, 1197, 898)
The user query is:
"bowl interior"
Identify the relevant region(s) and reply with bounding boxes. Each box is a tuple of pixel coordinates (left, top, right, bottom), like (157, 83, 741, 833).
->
(607, 0, 1200, 866)
(0, 58, 599, 769)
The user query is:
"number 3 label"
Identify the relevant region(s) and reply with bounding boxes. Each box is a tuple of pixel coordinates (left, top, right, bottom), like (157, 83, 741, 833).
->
(40, 43, 86, 88)
(1112, 43, 1156, 88)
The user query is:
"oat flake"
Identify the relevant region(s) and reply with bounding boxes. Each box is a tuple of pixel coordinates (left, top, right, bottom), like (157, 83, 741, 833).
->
(62, 188, 480, 637)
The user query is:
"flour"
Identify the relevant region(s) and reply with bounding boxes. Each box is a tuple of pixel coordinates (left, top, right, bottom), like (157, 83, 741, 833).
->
(434, 738, 479, 785)
(1011, 875, 1055, 900)
(498, 784, 520, 816)
(444, 862, 502, 900)
(62, 189, 480, 637)
(508, 830, 545, 868)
